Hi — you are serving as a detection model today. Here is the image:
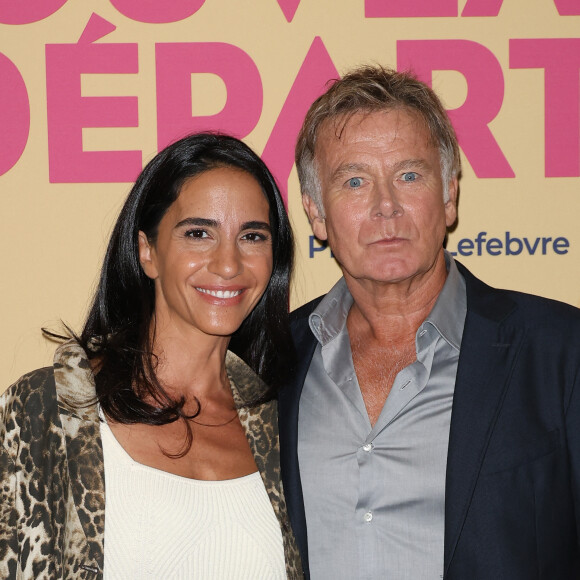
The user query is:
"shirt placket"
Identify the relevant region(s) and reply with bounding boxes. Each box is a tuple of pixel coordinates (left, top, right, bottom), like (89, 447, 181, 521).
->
(353, 331, 436, 580)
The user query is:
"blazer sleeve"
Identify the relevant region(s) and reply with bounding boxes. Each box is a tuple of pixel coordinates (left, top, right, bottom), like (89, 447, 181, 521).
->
(0, 381, 21, 578)
(0, 368, 68, 579)
(565, 364, 580, 543)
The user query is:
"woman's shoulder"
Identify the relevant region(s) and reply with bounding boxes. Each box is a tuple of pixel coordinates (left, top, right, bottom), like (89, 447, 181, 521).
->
(1, 340, 95, 420)
(51, 340, 98, 412)
(2, 366, 58, 414)
(1, 366, 60, 466)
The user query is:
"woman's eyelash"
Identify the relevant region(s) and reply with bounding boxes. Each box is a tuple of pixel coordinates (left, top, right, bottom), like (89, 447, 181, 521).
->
(242, 232, 268, 242)
(185, 229, 208, 238)
(183, 229, 269, 242)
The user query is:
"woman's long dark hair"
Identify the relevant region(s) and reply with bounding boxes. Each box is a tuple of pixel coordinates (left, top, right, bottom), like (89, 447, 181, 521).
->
(79, 133, 294, 445)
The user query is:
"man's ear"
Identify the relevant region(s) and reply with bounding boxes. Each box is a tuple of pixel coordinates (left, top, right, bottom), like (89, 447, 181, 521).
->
(138, 231, 159, 280)
(444, 177, 458, 228)
(302, 194, 328, 241)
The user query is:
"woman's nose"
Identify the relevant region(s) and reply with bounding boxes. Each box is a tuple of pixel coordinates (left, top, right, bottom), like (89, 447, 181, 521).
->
(207, 240, 243, 279)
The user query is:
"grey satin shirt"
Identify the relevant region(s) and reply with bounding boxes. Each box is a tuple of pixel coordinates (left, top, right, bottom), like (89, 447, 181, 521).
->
(297, 254, 467, 580)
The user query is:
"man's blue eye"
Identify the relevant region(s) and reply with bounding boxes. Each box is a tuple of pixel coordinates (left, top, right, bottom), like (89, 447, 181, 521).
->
(402, 172, 418, 182)
(348, 177, 362, 188)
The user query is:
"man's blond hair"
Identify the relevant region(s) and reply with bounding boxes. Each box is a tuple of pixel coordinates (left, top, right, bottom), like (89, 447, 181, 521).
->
(295, 65, 461, 210)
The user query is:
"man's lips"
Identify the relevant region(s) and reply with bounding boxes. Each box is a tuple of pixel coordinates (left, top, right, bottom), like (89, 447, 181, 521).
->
(370, 236, 406, 245)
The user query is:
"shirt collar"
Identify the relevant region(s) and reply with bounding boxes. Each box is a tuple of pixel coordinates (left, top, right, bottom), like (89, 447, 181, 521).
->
(309, 277, 352, 346)
(309, 251, 466, 351)
(423, 252, 466, 352)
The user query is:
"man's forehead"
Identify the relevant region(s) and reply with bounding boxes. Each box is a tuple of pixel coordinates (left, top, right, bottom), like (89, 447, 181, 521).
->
(315, 107, 434, 157)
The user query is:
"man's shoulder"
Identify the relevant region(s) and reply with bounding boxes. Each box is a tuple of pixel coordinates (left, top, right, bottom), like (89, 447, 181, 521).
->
(460, 262, 580, 329)
(501, 288, 580, 327)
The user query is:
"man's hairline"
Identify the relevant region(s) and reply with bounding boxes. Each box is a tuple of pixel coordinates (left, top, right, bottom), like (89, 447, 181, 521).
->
(302, 110, 455, 217)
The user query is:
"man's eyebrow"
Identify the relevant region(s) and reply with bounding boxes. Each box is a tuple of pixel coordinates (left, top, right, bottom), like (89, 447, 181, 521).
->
(329, 159, 434, 182)
(393, 158, 432, 171)
(330, 163, 371, 181)
(175, 217, 218, 228)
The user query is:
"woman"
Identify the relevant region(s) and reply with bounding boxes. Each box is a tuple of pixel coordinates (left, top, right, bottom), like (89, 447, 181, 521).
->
(0, 133, 303, 579)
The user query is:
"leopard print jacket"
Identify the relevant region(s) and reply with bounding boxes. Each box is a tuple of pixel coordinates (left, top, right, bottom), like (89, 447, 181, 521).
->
(0, 341, 303, 579)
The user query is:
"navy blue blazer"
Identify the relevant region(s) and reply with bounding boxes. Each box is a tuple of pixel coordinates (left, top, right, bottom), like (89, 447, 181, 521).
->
(279, 262, 580, 579)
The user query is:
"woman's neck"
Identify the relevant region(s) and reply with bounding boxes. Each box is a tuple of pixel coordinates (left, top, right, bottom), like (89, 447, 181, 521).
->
(147, 321, 231, 401)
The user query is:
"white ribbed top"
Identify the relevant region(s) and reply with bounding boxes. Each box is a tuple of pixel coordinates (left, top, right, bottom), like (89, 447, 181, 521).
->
(100, 418, 286, 579)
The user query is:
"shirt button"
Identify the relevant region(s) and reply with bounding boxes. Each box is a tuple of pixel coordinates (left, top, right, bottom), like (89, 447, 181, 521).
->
(364, 511, 373, 523)
(362, 443, 373, 452)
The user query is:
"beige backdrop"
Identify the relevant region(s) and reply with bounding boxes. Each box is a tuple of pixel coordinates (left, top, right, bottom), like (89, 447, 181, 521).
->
(2, 0, 579, 389)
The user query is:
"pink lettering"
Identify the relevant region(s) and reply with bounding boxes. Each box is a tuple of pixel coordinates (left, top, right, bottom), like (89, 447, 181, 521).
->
(156, 43, 262, 150)
(365, 0, 456, 17)
(45, 15, 141, 183)
(511, 38, 580, 177)
(397, 39, 514, 178)
(110, 0, 205, 24)
(0, 53, 30, 175)
(0, 0, 68, 24)
(276, 0, 302, 22)
(262, 37, 339, 205)
(553, 0, 580, 15)
(365, 0, 579, 17)
(78, 13, 116, 42)
(461, 0, 502, 16)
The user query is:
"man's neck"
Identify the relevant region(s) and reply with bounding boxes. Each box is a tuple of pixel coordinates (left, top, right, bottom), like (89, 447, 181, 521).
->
(344, 250, 448, 343)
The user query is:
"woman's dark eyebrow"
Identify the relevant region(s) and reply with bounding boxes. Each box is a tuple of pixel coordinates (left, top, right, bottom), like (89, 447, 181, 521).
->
(241, 220, 271, 232)
(175, 217, 218, 228)
(174, 217, 270, 232)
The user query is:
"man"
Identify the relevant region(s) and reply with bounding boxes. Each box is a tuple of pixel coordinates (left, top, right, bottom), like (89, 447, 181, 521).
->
(279, 65, 580, 579)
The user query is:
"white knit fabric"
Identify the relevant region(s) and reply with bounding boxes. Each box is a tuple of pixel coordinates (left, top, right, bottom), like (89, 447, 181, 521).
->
(100, 418, 286, 579)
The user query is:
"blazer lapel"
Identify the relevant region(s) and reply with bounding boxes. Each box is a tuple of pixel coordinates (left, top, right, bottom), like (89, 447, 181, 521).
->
(54, 341, 106, 575)
(226, 351, 303, 579)
(444, 266, 524, 575)
(227, 350, 282, 509)
(279, 316, 318, 468)
(278, 316, 318, 576)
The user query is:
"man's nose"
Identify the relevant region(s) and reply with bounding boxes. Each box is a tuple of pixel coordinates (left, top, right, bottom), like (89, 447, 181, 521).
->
(372, 183, 403, 218)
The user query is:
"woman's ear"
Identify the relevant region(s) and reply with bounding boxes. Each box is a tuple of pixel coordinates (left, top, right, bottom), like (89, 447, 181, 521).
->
(138, 231, 159, 280)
